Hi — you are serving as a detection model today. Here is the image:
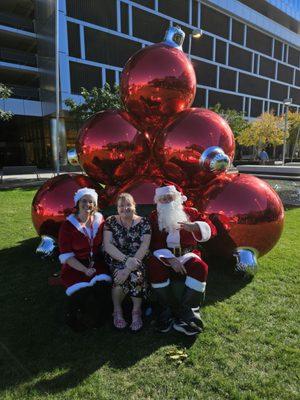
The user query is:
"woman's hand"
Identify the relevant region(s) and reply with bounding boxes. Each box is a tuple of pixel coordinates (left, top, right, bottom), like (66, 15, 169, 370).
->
(85, 267, 96, 277)
(168, 258, 187, 275)
(125, 257, 141, 271)
(114, 268, 130, 285)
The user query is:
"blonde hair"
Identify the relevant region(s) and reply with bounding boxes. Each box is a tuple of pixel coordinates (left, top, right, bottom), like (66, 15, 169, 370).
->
(116, 192, 136, 213)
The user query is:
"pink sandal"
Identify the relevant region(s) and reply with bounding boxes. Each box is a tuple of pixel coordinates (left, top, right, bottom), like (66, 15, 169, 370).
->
(130, 310, 143, 332)
(113, 311, 127, 329)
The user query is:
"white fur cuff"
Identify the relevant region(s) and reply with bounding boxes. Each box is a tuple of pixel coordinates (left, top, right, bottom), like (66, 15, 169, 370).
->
(185, 276, 206, 292)
(193, 221, 211, 242)
(59, 252, 75, 264)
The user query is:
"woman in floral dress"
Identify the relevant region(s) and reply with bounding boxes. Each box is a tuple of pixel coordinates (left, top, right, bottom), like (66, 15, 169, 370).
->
(103, 193, 151, 332)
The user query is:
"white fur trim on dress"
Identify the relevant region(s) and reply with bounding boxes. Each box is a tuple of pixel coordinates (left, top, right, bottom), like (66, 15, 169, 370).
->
(59, 252, 75, 264)
(185, 276, 206, 292)
(67, 212, 104, 238)
(151, 279, 170, 288)
(193, 221, 211, 242)
(66, 273, 112, 296)
(74, 187, 98, 205)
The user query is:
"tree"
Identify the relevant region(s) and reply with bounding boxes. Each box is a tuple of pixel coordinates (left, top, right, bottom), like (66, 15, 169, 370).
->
(210, 103, 249, 139)
(0, 83, 13, 121)
(65, 83, 123, 125)
(236, 112, 285, 155)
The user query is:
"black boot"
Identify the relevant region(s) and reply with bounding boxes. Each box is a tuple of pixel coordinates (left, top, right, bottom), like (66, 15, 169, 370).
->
(173, 287, 205, 336)
(65, 287, 93, 332)
(92, 281, 112, 327)
(152, 286, 176, 333)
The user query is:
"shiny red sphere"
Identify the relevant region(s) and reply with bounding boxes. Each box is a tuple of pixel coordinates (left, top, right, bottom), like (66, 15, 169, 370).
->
(195, 173, 284, 258)
(110, 176, 178, 205)
(120, 44, 196, 136)
(32, 174, 102, 238)
(154, 108, 235, 187)
(76, 110, 150, 185)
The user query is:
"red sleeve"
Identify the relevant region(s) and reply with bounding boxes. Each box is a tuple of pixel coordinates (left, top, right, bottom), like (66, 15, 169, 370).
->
(58, 221, 74, 254)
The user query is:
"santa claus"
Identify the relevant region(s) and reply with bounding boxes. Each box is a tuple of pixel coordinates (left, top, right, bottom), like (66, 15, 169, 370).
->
(147, 185, 216, 336)
(58, 187, 112, 331)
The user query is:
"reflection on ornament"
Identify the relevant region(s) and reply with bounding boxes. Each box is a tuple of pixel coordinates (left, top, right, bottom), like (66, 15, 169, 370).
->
(36, 236, 57, 259)
(76, 110, 149, 185)
(32, 174, 102, 239)
(67, 148, 79, 166)
(233, 248, 258, 277)
(199, 146, 230, 173)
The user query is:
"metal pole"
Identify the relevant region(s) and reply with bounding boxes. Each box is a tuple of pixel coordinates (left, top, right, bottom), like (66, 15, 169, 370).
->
(188, 34, 192, 59)
(55, 0, 60, 175)
(282, 105, 288, 165)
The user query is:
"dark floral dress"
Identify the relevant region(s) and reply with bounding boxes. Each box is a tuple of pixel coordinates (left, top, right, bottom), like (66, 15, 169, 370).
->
(104, 216, 151, 298)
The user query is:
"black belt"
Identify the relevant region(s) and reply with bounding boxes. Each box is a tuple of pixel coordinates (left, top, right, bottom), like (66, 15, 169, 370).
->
(167, 247, 194, 257)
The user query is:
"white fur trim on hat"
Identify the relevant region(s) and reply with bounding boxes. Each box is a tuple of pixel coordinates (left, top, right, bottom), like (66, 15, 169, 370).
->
(74, 187, 98, 206)
(154, 185, 187, 203)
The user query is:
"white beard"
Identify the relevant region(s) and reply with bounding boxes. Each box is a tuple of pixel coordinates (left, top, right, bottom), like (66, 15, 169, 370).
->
(157, 198, 189, 233)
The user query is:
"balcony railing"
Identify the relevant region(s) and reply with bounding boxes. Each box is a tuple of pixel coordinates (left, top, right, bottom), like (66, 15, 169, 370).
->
(9, 85, 40, 100)
(0, 12, 35, 32)
(0, 47, 37, 67)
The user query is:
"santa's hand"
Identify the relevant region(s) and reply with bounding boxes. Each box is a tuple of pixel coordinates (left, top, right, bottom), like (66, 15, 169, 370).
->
(178, 221, 198, 232)
(85, 267, 96, 277)
(169, 258, 187, 275)
(114, 268, 130, 285)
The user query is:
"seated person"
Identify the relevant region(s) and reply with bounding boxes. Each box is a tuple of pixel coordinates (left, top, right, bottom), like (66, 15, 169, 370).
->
(103, 193, 151, 332)
(58, 187, 112, 331)
(146, 185, 217, 336)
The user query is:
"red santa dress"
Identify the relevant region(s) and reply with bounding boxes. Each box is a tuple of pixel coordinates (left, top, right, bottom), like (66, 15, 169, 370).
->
(147, 207, 217, 292)
(58, 212, 111, 296)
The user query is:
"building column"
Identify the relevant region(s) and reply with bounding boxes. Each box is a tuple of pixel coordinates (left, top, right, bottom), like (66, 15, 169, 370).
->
(50, 117, 67, 171)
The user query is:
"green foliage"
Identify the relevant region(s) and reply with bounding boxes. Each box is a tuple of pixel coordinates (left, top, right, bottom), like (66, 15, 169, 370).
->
(0, 83, 13, 121)
(210, 103, 249, 139)
(0, 189, 299, 399)
(65, 83, 123, 124)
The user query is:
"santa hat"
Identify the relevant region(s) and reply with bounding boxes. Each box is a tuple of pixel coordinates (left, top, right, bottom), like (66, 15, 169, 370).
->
(74, 187, 98, 205)
(154, 185, 187, 204)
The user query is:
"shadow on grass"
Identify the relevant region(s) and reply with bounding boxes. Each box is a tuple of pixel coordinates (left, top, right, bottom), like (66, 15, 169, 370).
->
(0, 237, 249, 395)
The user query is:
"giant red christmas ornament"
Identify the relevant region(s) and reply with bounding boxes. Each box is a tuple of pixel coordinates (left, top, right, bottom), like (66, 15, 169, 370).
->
(154, 108, 235, 187)
(120, 33, 196, 136)
(110, 176, 178, 205)
(195, 173, 284, 260)
(32, 174, 102, 239)
(76, 110, 150, 185)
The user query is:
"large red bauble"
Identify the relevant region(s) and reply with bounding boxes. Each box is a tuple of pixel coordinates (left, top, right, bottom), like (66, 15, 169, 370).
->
(32, 174, 102, 238)
(154, 108, 235, 187)
(110, 176, 179, 205)
(120, 44, 196, 136)
(76, 110, 150, 185)
(195, 173, 284, 259)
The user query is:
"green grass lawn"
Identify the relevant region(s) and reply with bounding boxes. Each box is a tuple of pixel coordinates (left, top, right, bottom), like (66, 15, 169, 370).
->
(0, 188, 299, 400)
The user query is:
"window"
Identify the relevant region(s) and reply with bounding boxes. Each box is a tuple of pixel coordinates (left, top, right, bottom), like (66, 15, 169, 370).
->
(259, 56, 275, 79)
(239, 73, 268, 97)
(191, 34, 213, 61)
(201, 4, 229, 39)
(158, 0, 189, 22)
(246, 27, 272, 56)
(67, 22, 81, 58)
(219, 68, 236, 91)
(250, 99, 263, 117)
(66, 0, 117, 29)
(121, 2, 129, 35)
(277, 63, 294, 84)
(270, 82, 288, 101)
(193, 60, 217, 87)
(232, 20, 244, 45)
(132, 7, 170, 43)
(215, 40, 226, 64)
(274, 40, 283, 60)
(193, 88, 206, 107)
(229, 45, 252, 72)
(290, 87, 300, 105)
(70, 62, 102, 94)
(85, 28, 141, 67)
(288, 47, 300, 68)
(209, 91, 243, 111)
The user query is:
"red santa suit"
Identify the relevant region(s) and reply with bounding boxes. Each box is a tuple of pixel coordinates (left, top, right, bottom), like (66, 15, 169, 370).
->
(147, 207, 217, 292)
(58, 212, 111, 296)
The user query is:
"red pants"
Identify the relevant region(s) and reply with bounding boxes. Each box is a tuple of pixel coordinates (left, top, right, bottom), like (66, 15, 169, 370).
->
(146, 251, 208, 284)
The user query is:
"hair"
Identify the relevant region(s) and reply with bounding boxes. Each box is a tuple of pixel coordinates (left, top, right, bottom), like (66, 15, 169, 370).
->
(116, 192, 136, 213)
